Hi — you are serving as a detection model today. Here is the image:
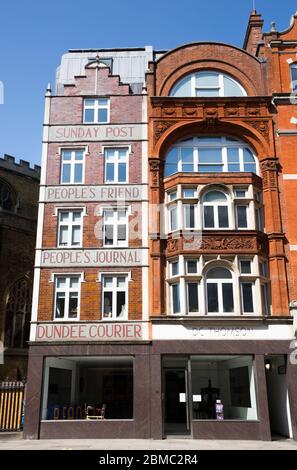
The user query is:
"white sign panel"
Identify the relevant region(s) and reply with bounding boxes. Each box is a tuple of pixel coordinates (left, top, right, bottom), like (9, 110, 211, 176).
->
(43, 185, 145, 203)
(35, 322, 145, 342)
(179, 393, 186, 403)
(39, 249, 147, 267)
(48, 124, 146, 142)
(152, 324, 294, 341)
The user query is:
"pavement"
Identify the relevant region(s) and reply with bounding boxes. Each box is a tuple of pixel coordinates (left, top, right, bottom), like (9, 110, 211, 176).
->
(0, 435, 297, 450)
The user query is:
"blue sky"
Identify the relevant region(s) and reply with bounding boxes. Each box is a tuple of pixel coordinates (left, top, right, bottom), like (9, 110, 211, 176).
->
(0, 0, 296, 166)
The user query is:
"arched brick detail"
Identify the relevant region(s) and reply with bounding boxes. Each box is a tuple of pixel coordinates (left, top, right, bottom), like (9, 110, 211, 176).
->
(153, 43, 267, 97)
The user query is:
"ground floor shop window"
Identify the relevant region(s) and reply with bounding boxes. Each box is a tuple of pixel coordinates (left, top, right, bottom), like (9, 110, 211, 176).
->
(42, 356, 133, 421)
(191, 355, 257, 420)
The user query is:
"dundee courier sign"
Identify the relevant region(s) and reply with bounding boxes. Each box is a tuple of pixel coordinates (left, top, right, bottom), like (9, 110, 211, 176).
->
(36, 322, 144, 342)
(48, 124, 146, 142)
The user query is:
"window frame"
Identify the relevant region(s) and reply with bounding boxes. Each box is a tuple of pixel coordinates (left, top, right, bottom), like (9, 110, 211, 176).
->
(206, 267, 234, 315)
(102, 275, 128, 320)
(83, 98, 110, 123)
(61, 148, 85, 184)
(103, 207, 129, 247)
(290, 63, 297, 93)
(164, 137, 258, 177)
(57, 209, 83, 248)
(54, 275, 81, 321)
(202, 190, 230, 229)
(104, 147, 129, 183)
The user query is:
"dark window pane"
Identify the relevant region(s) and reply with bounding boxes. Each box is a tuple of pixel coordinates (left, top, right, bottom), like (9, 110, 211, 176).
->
(218, 206, 229, 228)
(198, 165, 223, 173)
(62, 164, 71, 183)
(204, 206, 214, 228)
(106, 163, 114, 182)
(69, 293, 78, 318)
(4, 313, 13, 347)
(84, 108, 94, 122)
(244, 163, 256, 173)
(185, 205, 195, 228)
(118, 225, 126, 242)
(165, 148, 178, 177)
(118, 163, 127, 182)
(240, 260, 251, 274)
(172, 284, 180, 313)
(242, 283, 254, 313)
(117, 291, 126, 317)
(187, 260, 197, 273)
(74, 163, 83, 183)
(103, 291, 112, 318)
(182, 163, 194, 172)
(98, 108, 108, 123)
(228, 164, 240, 172)
(188, 283, 199, 312)
(237, 206, 248, 228)
(104, 225, 114, 245)
(207, 283, 218, 312)
(223, 283, 234, 312)
(56, 294, 65, 318)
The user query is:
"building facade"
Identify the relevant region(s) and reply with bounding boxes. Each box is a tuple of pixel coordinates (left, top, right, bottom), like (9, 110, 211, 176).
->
(24, 11, 297, 440)
(0, 155, 40, 380)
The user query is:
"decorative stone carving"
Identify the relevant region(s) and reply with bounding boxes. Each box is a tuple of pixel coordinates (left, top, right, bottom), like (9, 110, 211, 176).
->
(182, 107, 197, 117)
(199, 236, 255, 251)
(149, 159, 162, 188)
(247, 107, 260, 116)
(224, 107, 239, 117)
(162, 107, 177, 117)
(167, 238, 179, 254)
(244, 120, 269, 138)
(260, 159, 278, 188)
(153, 120, 178, 144)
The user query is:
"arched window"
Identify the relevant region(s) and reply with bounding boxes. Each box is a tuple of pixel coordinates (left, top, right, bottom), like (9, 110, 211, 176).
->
(290, 63, 297, 93)
(206, 267, 234, 314)
(4, 277, 32, 349)
(170, 71, 246, 97)
(164, 136, 257, 177)
(203, 190, 229, 229)
(0, 179, 16, 212)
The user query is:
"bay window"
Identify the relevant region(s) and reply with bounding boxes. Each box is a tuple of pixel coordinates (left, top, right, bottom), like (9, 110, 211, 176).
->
(164, 137, 257, 177)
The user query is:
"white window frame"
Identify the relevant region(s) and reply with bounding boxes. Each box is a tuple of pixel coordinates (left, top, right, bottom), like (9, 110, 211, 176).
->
(170, 282, 181, 315)
(61, 148, 85, 184)
(186, 281, 200, 314)
(169, 204, 178, 232)
(235, 204, 249, 229)
(164, 137, 258, 176)
(101, 275, 128, 320)
(54, 275, 81, 321)
(202, 192, 230, 229)
(171, 71, 247, 97)
(206, 270, 234, 315)
(104, 147, 128, 183)
(57, 209, 83, 248)
(103, 207, 128, 247)
(183, 203, 196, 229)
(83, 98, 110, 123)
(240, 282, 255, 314)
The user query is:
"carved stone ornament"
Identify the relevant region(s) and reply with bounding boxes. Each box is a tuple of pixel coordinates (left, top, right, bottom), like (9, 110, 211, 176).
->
(244, 120, 269, 138)
(260, 159, 278, 172)
(167, 238, 179, 253)
(200, 236, 255, 251)
(154, 121, 178, 144)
